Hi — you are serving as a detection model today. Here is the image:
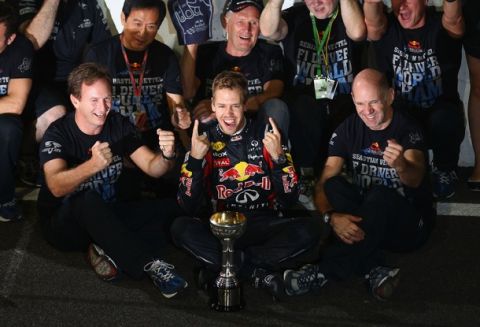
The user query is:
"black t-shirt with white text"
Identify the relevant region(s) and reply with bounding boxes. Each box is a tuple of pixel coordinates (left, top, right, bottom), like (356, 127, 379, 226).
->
(0, 34, 34, 98)
(38, 112, 143, 215)
(84, 35, 183, 135)
(329, 109, 432, 216)
(17, 0, 110, 81)
(281, 4, 361, 97)
(195, 40, 284, 101)
(374, 9, 462, 108)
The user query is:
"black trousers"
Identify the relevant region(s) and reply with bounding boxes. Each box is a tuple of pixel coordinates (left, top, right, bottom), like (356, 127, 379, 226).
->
(285, 92, 354, 173)
(171, 213, 321, 276)
(0, 114, 23, 205)
(39, 190, 181, 279)
(397, 98, 465, 171)
(318, 176, 434, 280)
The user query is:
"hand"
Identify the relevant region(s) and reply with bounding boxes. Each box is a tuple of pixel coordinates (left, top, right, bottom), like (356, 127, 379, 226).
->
(190, 120, 210, 160)
(383, 139, 406, 172)
(171, 106, 191, 130)
(90, 141, 112, 172)
(363, 0, 383, 3)
(330, 212, 364, 245)
(262, 117, 283, 160)
(192, 99, 215, 123)
(157, 128, 176, 158)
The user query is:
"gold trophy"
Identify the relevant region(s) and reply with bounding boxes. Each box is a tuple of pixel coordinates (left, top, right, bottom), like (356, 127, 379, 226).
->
(209, 211, 247, 312)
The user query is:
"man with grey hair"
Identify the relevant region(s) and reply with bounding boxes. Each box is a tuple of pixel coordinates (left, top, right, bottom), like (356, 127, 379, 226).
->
(180, 0, 289, 137)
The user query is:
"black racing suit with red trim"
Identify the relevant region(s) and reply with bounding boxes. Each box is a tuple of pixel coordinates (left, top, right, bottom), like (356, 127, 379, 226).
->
(173, 119, 320, 274)
(178, 119, 299, 217)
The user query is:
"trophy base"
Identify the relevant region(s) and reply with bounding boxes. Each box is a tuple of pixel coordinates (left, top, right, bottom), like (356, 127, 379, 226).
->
(209, 299, 245, 312)
(209, 286, 245, 312)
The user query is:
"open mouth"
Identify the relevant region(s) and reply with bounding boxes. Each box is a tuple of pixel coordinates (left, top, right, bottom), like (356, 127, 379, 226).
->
(399, 11, 411, 22)
(222, 118, 236, 129)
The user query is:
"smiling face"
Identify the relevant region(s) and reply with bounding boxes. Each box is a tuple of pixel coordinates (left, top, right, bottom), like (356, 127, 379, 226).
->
(121, 7, 161, 51)
(352, 71, 394, 131)
(391, 0, 428, 29)
(304, 0, 339, 19)
(212, 87, 246, 135)
(71, 79, 112, 135)
(224, 6, 260, 57)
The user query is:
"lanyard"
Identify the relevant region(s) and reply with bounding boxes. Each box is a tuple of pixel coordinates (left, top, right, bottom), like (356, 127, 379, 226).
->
(310, 7, 338, 78)
(120, 35, 149, 99)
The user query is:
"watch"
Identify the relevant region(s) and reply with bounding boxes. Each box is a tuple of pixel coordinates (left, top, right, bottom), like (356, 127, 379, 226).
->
(323, 210, 334, 224)
(273, 153, 287, 165)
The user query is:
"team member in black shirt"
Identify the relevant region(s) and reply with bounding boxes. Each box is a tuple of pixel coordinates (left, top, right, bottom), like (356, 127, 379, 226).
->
(20, 0, 111, 142)
(38, 63, 187, 299)
(364, 0, 465, 199)
(0, 3, 34, 222)
(260, 0, 366, 210)
(282, 69, 434, 300)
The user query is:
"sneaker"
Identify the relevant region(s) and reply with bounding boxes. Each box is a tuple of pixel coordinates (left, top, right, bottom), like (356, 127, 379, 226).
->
(251, 268, 285, 301)
(365, 266, 400, 301)
(432, 167, 456, 199)
(144, 259, 188, 298)
(298, 176, 316, 211)
(0, 200, 23, 223)
(283, 264, 327, 296)
(86, 243, 119, 281)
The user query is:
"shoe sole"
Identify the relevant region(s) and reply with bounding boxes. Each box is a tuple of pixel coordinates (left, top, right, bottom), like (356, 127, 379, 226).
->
(161, 281, 188, 299)
(373, 269, 400, 301)
(86, 244, 119, 282)
(0, 214, 23, 223)
(433, 191, 455, 200)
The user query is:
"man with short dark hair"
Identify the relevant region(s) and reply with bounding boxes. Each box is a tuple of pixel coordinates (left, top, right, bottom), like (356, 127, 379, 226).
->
(0, 2, 34, 222)
(364, 0, 465, 199)
(38, 62, 187, 298)
(171, 70, 319, 299)
(281, 69, 435, 300)
(84, 0, 191, 198)
(85, 0, 191, 149)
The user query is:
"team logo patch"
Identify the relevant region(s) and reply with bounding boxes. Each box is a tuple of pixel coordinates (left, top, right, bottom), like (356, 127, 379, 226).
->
(41, 141, 62, 154)
(211, 141, 226, 151)
(408, 40, 421, 49)
(219, 162, 264, 182)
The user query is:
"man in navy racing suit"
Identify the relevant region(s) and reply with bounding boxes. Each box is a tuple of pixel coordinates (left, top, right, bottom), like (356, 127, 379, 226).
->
(171, 71, 319, 299)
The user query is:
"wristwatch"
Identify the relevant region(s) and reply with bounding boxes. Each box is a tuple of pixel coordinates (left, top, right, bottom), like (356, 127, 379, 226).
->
(273, 153, 287, 165)
(323, 210, 334, 224)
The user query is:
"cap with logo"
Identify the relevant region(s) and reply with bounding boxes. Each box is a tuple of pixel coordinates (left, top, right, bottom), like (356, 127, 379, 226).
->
(224, 0, 264, 14)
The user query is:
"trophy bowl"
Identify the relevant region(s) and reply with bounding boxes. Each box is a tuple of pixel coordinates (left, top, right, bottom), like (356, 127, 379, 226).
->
(209, 211, 247, 312)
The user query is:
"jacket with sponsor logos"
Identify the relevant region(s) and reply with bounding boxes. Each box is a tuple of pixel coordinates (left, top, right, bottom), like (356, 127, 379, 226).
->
(178, 119, 299, 217)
